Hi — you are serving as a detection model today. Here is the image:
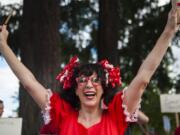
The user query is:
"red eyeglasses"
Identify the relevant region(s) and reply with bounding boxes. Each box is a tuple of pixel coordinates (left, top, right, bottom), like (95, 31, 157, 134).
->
(76, 76, 101, 86)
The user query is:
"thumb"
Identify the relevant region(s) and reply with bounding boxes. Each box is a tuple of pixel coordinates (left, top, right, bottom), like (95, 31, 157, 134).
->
(2, 25, 7, 30)
(0, 25, 7, 32)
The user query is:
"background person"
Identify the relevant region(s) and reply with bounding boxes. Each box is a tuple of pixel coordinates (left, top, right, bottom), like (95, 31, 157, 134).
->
(0, 99, 4, 117)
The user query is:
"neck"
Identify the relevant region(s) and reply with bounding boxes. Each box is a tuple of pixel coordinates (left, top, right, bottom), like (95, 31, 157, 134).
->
(79, 106, 102, 120)
(78, 107, 102, 128)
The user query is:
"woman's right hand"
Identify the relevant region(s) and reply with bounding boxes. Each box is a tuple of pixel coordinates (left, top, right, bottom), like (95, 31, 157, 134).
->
(0, 25, 9, 48)
(0, 24, 47, 110)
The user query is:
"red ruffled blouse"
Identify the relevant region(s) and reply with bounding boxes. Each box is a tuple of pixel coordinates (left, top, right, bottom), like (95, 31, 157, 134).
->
(40, 89, 139, 135)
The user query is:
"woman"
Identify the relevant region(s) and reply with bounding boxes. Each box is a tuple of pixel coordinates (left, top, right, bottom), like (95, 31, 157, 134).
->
(0, 7, 179, 135)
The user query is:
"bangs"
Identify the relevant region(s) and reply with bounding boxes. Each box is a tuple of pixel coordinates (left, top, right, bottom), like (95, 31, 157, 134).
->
(76, 64, 105, 78)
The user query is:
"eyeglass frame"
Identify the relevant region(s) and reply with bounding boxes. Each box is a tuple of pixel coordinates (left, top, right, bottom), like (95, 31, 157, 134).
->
(76, 76, 102, 86)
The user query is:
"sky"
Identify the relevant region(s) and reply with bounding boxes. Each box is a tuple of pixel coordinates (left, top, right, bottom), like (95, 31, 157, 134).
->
(0, 0, 22, 5)
(0, 57, 19, 117)
(0, 0, 179, 117)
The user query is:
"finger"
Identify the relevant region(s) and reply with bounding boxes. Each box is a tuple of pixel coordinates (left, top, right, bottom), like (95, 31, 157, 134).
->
(171, 8, 176, 14)
(169, 9, 177, 22)
(169, 8, 176, 16)
(168, 9, 173, 19)
(2, 25, 7, 29)
(0, 25, 7, 32)
(171, 0, 176, 10)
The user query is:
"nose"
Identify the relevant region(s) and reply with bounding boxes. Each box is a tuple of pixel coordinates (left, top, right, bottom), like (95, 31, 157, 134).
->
(85, 79, 93, 88)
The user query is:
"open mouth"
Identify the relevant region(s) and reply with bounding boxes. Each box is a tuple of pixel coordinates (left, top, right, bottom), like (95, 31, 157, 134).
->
(84, 91, 96, 98)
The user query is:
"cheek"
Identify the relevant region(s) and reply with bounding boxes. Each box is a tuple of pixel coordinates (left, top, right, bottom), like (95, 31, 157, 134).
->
(75, 85, 84, 95)
(76, 84, 85, 90)
(75, 87, 79, 96)
(95, 85, 104, 94)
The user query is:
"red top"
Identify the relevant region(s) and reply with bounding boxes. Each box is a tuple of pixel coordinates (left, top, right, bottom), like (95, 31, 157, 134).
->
(40, 91, 131, 135)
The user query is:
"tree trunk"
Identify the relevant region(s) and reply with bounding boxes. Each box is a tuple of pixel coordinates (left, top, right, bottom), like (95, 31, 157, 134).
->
(19, 0, 61, 134)
(98, 0, 119, 65)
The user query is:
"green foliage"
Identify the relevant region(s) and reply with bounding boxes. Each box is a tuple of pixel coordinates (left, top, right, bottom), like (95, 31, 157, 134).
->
(0, 3, 22, 55)
(59, 0, 98, 63)
(117, 0, 179, 133)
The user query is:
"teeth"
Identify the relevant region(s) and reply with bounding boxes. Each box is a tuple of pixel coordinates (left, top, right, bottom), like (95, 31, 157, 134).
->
(84, 92, 96, 96)
(85, 93, 95, 96)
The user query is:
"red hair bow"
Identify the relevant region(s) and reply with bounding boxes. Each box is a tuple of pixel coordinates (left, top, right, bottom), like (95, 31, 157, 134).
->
(99, 59, 122, 88)
(56, 56, 79, 89)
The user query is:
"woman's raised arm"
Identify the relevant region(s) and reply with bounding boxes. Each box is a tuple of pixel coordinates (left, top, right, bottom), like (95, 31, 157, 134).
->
(0, 25, 48, 110)
(124, 9, 180, 114)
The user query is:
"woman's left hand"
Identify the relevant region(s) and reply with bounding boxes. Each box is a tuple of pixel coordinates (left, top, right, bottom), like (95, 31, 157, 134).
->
(164, 8, 180, 34)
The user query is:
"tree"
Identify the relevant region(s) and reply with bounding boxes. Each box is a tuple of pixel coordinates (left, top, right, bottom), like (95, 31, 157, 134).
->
(97, 0, 119, 65)
(18, 0, 61, 134)
(97, 0, 177, 133)
(59, 0, 98, 62)
(1, 0, 180, 134)
(117, 2, 176, 134)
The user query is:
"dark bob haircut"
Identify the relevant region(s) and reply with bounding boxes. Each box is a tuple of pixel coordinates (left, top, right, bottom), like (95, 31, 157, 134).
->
(59, 63, 119, 109)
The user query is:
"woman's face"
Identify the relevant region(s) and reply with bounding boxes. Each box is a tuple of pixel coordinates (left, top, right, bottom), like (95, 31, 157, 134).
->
(75, 72, 103, 109)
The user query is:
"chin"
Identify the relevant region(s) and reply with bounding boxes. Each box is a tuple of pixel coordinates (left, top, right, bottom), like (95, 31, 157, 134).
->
(83, 100, 100, 108)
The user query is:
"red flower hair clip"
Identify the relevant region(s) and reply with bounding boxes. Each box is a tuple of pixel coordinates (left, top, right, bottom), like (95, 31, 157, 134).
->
(56, 56, 79, 89)
(99, 59, 122, 88)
